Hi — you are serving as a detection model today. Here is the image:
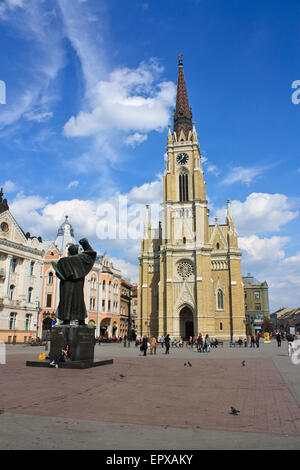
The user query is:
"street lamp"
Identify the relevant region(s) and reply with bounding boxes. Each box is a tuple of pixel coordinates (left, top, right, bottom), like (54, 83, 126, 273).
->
(36, 300, 41, 340)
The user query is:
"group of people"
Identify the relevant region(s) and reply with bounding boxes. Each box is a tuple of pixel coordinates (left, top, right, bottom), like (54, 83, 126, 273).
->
(139, 334, 171, 356)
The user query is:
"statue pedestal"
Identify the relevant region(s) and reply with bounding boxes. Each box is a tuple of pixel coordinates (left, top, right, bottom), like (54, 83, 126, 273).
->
(49, 325, 95, 365)
(26, 324, 114, 369)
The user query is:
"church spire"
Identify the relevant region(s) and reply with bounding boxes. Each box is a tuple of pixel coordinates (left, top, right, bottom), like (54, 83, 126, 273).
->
(173, 54, 192, 140)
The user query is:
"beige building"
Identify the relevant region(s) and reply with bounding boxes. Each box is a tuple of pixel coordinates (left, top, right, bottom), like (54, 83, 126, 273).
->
(138, 58, 246, 340)
(0, 189, 44, 343)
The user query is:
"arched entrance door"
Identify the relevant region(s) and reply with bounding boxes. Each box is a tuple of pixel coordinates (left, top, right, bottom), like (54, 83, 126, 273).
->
(179, 306, 194, 340)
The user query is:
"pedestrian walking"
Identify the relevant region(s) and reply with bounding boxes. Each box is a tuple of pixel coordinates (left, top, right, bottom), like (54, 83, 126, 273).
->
(140, 335, 149, 356)
(197, 334, 203, 352)
(160, 335, 165, 348)
(165, 334, 170, 354)
(276, 331, 281, 347)
(250, 335, 255, 348)
(255, 333, 260, 348)
(202, 334, 210, 352)
(150, 336, 157, 355)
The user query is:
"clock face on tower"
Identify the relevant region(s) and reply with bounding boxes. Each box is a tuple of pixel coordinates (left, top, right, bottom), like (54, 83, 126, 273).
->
(176, 153, 189, 165)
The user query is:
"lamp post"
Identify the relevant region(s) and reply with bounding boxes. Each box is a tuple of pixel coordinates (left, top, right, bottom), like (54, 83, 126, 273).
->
(36, 300, 41, 340)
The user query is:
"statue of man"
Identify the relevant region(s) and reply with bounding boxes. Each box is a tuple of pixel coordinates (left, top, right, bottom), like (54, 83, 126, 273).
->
(52, 238, 97, 325)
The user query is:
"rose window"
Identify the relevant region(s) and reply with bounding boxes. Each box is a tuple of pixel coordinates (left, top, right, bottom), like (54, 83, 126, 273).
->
(177, 260, 193, 279)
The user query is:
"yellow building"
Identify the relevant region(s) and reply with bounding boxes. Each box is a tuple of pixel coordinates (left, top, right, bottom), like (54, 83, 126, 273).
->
(138, 58, 246, 341)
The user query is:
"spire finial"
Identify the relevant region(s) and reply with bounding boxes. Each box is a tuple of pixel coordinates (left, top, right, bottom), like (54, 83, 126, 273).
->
(178, 53, 183, 66)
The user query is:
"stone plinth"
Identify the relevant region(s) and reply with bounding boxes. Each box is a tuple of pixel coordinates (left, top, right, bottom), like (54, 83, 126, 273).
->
(49, 325, 95, 365)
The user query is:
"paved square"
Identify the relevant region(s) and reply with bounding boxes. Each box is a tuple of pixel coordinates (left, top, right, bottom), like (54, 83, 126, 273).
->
(1, 342, 300, 449)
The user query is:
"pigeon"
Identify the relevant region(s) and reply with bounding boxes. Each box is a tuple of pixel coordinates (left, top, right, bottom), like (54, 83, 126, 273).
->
(242, 360, 246, 367)
(184, 363, 187, 366)
(187, 361, 192, 367)
(230, 407, 240, 415)
(120, 374, 126, 379)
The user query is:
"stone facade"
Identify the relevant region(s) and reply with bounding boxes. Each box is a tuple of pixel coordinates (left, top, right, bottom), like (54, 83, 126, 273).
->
(138, 59, 246, 341)
(243, 273, 270, 334)
(0, 205, 44, 343)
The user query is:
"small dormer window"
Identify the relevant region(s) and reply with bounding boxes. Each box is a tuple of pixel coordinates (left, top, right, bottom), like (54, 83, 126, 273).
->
(216, 243, 220, 250)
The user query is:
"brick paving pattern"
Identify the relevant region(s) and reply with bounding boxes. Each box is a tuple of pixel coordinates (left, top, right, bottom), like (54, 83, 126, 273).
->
(1, 353, 300, 436)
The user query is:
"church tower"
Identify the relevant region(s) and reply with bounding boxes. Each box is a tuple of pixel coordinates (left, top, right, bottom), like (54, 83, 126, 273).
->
(138, 57, 246, 340)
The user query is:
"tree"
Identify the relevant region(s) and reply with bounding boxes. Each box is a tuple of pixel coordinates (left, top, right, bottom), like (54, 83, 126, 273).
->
(262, 317, 274, 333)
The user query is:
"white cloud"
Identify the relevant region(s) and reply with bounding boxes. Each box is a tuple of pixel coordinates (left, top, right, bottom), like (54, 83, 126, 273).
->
(24, 110, 53, 123)
(124, 133, 148, 147)
(0, 1, 66, 130)
(222, 166, 266, 185)
(215, 192, 298, 235)
(66, 181, 79, 190)
(64, 60, 176, 137)
(3, 180, 17, 193)
(239, 235, 289, 264)
(283, 252, 300, 265)
(110, 257, 138, 283)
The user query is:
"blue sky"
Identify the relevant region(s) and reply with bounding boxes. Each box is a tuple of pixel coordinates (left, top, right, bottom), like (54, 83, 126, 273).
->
(0, 0, 299, 311)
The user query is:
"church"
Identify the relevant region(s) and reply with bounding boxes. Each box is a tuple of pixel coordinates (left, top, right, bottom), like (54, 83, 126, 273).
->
(137, 57, 246, 341)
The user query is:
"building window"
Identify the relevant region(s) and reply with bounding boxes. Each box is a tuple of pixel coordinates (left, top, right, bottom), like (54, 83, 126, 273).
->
(255, 304, 261, 311)
(90, 298, 96, 310)
(179, 173, 189, 202)
(27, 287, 33, 303)
(108, 300, 111, 312)
(254, 291, 260, 299)
(9, 284, 15, 301)
(25, 314, 32, 331)
(220, 322, 223, 331)
(48, 272, 54, 285)
(216, 242, 220, 249)
(46, 294, 52, 308)
(11, 258, 17, 273)
(217, 290, 224, 310)
(102, 300, 105, 311)
(102, 280, 106, 291)
(9, 313, 17, 330)
(30, 261, 35, 276)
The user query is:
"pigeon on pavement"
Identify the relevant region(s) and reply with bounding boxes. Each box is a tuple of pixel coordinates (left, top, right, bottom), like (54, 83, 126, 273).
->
(230, 406, 240, 415)
(242, 360, 246, 367)
(187, 361, 192, 367)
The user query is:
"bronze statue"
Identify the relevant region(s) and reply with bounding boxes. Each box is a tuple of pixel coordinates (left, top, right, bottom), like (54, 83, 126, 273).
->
(52, 238, 97, 325)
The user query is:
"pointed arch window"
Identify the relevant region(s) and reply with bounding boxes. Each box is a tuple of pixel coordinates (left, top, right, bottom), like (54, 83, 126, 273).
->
(48, 272, 54, 285)
(179, 172, 189, 202)
(217, 289, 224, 310)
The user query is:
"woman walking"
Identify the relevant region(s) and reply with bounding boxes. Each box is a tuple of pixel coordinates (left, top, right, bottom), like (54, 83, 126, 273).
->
(140, 335, 149, 356)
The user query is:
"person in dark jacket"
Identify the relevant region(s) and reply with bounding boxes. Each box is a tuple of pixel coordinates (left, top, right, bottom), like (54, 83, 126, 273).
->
(140, 335, 148, 356)
(165, 334, 170, 354)
(276, 331, 281, 347)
